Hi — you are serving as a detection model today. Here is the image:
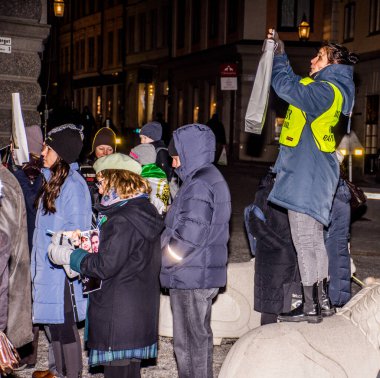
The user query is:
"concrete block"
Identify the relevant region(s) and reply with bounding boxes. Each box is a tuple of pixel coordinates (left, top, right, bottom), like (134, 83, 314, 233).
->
(219, 283, 380, 378)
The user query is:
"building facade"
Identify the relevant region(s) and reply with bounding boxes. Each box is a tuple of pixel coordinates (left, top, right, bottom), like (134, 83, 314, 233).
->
(0, 0, 49, 147)
(50, 0, 380, 172)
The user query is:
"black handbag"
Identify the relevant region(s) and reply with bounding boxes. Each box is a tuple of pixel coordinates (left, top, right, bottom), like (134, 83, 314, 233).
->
(344, 178, 367, 210)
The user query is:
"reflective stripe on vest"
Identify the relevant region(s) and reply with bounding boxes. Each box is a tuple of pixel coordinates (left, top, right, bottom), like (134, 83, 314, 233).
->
(279, 77, 343, 152)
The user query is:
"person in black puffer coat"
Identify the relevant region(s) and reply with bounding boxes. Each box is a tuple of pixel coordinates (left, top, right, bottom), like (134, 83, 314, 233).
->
(245, 171, 301, 325)
(324, 177, 352, 307)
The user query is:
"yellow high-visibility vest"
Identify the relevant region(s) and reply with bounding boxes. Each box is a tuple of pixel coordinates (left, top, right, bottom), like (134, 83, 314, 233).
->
(279, 77, 343, 152)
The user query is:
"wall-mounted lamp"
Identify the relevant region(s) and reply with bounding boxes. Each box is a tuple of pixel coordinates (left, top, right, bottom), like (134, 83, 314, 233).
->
(298, 15, 310, 41)
(54, 0, 65, 17)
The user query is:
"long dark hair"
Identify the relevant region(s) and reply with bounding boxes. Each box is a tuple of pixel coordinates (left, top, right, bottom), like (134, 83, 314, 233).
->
(323, 42, 359, 65)
(35, 157, 70, 214)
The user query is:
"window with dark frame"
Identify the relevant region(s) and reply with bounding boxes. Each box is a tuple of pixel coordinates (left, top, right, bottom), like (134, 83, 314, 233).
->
(370, 0, 380, 34)
(117, 29, 123, 64)
(64, 46, 69, 73)
(80, 39, 85, 70)
(108, 31, 114, 65)
(88, 37, 95, 69)
(192, 0, 201, 45)
(177, 0, 186, 49)
(208, 0, 219, 39)
(162, 5, 169, 48)
(128, 16, 135, 53)
(344, 2, 355, 41)
(150, 9, 158, 50)
(97, 35, 102, 69)
(227, 0, 238, 35)
(277, 0, 314, 32)
(75, 41, 80, 71)
(139, 13, 146, 52)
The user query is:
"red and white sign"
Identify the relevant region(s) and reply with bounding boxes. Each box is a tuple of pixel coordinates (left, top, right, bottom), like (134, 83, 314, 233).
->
(220, 63, 237, 77)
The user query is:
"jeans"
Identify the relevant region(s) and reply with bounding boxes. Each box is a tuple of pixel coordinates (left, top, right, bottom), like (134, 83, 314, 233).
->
(288, 210, 328, 286)
(170, 288, 219, 378)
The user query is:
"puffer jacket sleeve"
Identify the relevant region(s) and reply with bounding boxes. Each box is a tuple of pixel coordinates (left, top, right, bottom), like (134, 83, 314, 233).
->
(271, 54, 333, 115)
(164, 181, 214, 264)
(61, 180, 92, 232)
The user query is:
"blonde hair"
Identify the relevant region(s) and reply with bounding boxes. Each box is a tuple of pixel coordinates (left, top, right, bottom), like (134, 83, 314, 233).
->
(98, 169, 151, 198)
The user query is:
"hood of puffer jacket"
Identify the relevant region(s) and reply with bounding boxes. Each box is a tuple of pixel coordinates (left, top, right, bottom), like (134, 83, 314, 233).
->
(313, 63, 355, 116)
(173, 123, 215, 181)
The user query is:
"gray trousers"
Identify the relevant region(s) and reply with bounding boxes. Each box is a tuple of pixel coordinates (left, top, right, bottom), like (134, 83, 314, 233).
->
(170, 288, 219, 378)
(288, 210, 329, 286)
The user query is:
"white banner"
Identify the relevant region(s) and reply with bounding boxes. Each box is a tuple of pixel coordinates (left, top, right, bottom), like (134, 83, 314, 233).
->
(11, 93, 29, 165)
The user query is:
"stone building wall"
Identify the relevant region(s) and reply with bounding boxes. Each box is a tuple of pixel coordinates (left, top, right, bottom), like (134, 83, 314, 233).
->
(0, 0, 49, 148)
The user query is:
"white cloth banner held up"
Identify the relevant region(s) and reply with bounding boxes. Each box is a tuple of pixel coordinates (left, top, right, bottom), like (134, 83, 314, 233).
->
(11, 93, 29, 165)
(245, 38, 275, 135)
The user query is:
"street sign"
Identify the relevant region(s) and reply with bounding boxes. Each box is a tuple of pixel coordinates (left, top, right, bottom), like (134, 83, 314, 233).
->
(0, 37, 11, 54)
(220, 63, 237, 77)
(221, 77, 237, 90)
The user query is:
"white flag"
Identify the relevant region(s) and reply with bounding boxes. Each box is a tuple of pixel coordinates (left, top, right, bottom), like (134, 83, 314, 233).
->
(11, 93, 29, 165)
(245, 39, 275, 134)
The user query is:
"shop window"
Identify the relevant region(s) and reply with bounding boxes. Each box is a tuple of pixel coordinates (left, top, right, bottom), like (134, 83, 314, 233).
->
(193, 87, 199, 123)
(138, 84, 155, 126)
(209, 84, 217, 119)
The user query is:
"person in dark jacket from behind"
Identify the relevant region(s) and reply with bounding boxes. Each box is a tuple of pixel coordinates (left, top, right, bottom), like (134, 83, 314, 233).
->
(13, 125, 43, 369)
(48, 153, 164, 378)
(245, 172, 301, 325)
(139, 121, 173, 179)
(161, 123, 231, 378)
(324, 177, 352, 306)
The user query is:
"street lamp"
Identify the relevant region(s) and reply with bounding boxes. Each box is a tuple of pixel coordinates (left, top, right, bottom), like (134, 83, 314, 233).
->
(298, 15, 310, 41)
(338, 131, 364, 182)
(54, 0, 65, 17)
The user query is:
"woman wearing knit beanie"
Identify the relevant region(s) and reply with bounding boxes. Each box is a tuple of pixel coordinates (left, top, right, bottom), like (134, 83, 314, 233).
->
(31, 124, 92, 378)
(81, 127, 117, 209)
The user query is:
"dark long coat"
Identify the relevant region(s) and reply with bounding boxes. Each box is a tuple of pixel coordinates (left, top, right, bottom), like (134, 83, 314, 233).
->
(76, 197, 164, 351)
(246, 173, 301, 315)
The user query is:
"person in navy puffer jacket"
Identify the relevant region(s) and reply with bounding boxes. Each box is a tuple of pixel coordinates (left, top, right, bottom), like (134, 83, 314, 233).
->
(160, 123, 231, 378)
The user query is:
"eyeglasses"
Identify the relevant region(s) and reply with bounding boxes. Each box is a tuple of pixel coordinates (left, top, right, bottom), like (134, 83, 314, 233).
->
(95, 179, 104, 189)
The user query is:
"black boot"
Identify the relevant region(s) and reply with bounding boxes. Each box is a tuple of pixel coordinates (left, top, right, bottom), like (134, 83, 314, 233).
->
(278, 284, 322, 324)
(318, 278, 336, 317)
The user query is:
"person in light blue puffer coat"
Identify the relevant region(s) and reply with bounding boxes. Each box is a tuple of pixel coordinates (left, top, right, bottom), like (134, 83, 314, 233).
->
(31, 124, 91, 378)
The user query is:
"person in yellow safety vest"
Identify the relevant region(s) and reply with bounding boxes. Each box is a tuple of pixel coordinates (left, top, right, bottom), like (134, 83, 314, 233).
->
(266, 29, 358, 324)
